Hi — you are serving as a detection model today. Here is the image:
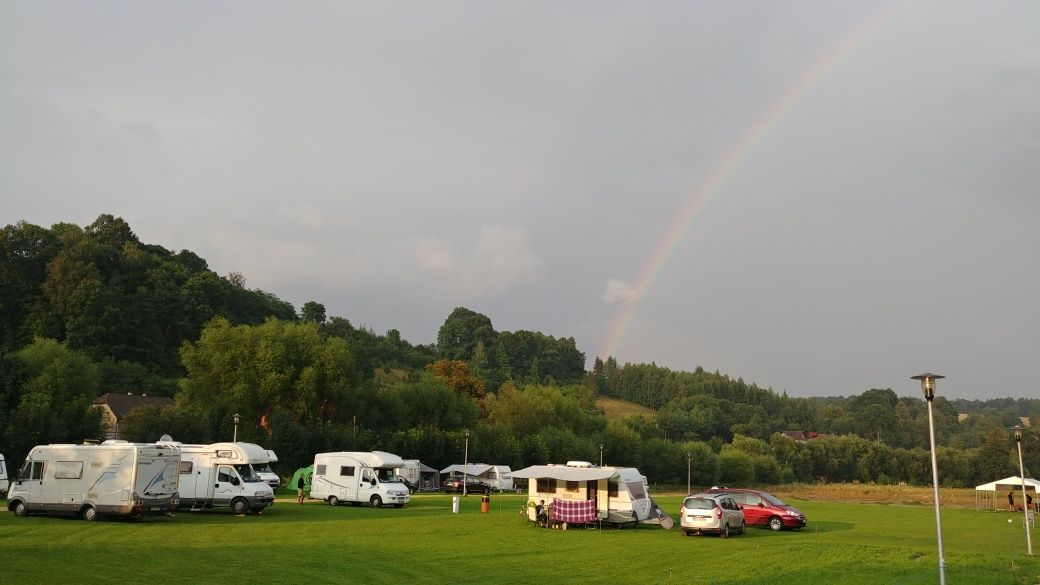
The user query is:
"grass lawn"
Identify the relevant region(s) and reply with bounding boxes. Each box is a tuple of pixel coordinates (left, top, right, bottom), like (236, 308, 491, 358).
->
(2, 493, 1037, 584)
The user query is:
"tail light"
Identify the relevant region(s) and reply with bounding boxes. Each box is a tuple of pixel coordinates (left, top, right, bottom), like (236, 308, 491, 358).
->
(714, 506, 722, 519)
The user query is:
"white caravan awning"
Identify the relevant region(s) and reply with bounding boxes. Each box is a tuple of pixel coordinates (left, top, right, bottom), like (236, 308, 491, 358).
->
(511, 465, 619, 482)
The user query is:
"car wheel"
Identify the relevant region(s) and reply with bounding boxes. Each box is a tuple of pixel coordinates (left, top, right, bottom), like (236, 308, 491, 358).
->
(721, 523, 730, 538)
(768, 516, 784, 531)
(13, 501, 28, 517)
(370, 495, 383, 508)
(82, 505, 99, 521)
(328, 496, 339, 507)
(230, 498, 249, 515)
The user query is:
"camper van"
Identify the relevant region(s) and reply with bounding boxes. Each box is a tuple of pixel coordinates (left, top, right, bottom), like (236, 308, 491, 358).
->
(255, 449, 280, 489)
(311, 451, 411, 508)
(159, 440, 275, 514)
(0, 453, 8, 498)
(512, 461, 671, 528)
(6, 441, 180, 520)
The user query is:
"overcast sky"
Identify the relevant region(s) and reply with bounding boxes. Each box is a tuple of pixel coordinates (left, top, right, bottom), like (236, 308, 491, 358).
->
(2, 1, 1037, 400)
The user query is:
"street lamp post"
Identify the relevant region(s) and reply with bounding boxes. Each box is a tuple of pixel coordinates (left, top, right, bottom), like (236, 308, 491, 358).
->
(599, 444, 604, 467)
(912, 373, 946, 585)
(687, 452, 692, 495)
(463, 429, 470, 497)
(233, 413, 240, 443)
(1012, 425, 1034, 556)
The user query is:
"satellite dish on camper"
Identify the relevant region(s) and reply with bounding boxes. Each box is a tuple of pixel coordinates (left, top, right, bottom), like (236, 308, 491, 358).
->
(159, 434, 173, 442)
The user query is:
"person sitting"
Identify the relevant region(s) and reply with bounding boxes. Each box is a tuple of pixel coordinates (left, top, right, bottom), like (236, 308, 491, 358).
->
(535, 499, 548, 527)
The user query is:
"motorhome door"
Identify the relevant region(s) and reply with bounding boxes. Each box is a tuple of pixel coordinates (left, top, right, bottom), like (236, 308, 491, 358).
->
(213, 465, 239, 505)
(358, 468, 377, 502)
(19, 460, 46, 508)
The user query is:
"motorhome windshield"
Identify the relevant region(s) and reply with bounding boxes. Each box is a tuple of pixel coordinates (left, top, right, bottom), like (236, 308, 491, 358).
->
(253, 462, 274, 474)
(376, 468, 402, 482)
(233, 464, 262, 483)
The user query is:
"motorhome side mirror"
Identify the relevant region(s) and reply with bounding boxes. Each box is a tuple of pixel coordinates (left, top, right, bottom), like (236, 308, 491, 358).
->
(232, 478, 240, 486)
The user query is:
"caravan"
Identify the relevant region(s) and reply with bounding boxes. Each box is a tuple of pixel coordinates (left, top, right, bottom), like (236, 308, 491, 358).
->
(0, 453, 8, 498)
(440, 463, 513, 492)
(311, 451, 411, 507)
(6, 441, 180, 520)
(512, 461, 672, 528)
(159, 440, 274, 514)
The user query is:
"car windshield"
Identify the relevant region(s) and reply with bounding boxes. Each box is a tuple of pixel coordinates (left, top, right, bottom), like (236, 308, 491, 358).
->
(683, 497, 715, 510)
(376, 468, 401, 482)
(234, 464, 262, 483)
(760, 492, 787, 506)
(253, 463, 274, 474)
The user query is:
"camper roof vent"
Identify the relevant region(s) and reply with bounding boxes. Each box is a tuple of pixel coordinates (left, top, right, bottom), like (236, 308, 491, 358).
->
(566, 460, 594, 468)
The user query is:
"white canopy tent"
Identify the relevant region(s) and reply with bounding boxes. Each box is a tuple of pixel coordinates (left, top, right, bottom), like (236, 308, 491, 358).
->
(974, 476, 1039, 510)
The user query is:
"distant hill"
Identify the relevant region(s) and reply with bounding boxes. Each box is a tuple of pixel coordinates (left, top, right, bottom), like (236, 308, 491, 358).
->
(596, 396, 655, 421)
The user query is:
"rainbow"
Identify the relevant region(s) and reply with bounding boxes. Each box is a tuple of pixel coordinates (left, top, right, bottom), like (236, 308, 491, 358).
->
(597, 2, 906, 363)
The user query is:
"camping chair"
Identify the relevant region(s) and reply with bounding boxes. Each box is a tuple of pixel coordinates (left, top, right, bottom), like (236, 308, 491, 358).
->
(1025, 509, 1036, 530)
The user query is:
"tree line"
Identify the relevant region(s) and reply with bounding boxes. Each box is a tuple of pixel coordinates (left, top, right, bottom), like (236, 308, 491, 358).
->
(1, 215, 1036, 488)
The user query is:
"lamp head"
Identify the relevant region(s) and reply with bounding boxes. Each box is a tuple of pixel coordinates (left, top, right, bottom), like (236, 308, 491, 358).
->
(911, 373, 944, 400)
(233, 413, 241, 425)
(1011, 425, 1024, 441)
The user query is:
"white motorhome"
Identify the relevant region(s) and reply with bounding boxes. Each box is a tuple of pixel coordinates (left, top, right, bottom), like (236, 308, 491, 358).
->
(6, 441, 180, 520)
(0, 453, 8, 498)
(311, 451, 411, 507)
(512, 461, 672, 528)
(159, 440, 274, 514)
(254, 449, 280, 489)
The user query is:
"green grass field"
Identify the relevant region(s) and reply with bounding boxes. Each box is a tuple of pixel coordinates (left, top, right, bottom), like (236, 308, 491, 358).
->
(2, 493, 1037, 584)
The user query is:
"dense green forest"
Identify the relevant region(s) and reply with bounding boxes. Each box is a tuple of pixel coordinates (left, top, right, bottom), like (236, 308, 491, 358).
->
(2, 215, 1037, 488)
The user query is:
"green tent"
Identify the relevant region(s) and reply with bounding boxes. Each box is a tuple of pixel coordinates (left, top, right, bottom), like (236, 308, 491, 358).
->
(288, 465, 313, 493)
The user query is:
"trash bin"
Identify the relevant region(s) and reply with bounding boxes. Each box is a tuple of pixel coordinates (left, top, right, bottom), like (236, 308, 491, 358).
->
(452, 496, 459, 514)
(480, 494, 490, 514)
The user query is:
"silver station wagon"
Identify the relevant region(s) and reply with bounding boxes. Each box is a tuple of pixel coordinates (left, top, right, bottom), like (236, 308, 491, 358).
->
(679, 493, 746, 537)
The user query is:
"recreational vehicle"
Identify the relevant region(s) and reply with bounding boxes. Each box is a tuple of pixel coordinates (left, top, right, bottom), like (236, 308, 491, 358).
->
(6, 441, 180, 520)
(399, 459, 438, 492)
(0, 453, 8, 498)
(255, 449, 281, 489)
(311, 451, 411, 507)
(158, 440, 274, 514)
(512, 461, 672, 528)
(440, 463, 514, 492)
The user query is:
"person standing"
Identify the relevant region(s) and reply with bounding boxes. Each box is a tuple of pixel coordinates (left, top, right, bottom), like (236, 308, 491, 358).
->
(1008, 489, 1015, 511)
(297, 474, 307, 504)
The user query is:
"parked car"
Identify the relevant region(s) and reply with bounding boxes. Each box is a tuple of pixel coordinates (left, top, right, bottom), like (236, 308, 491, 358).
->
(707, 487, 807, 531)
(679, 493, 745, 537)
(441, 476, 490, 494)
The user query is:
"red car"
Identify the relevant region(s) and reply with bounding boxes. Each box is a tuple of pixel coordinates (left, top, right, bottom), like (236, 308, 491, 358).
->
(707, 487, 806, 531)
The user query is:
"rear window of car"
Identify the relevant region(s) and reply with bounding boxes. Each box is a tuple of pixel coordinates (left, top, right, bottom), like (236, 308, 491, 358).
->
(683, 497, 715, 510)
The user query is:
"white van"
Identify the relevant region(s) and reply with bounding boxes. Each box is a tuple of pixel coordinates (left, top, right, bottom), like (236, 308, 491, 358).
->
(159, 440, 274, 514)
(6, 441, 180, 520)
(311, 451, 411, 508)
(0, 453, 8, 498)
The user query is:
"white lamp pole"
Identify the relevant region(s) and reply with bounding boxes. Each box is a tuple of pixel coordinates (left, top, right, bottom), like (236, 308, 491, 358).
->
(1012, 425, 1034, 556)
(912, 373, 946, 585)
(463, 429, 470, 497)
